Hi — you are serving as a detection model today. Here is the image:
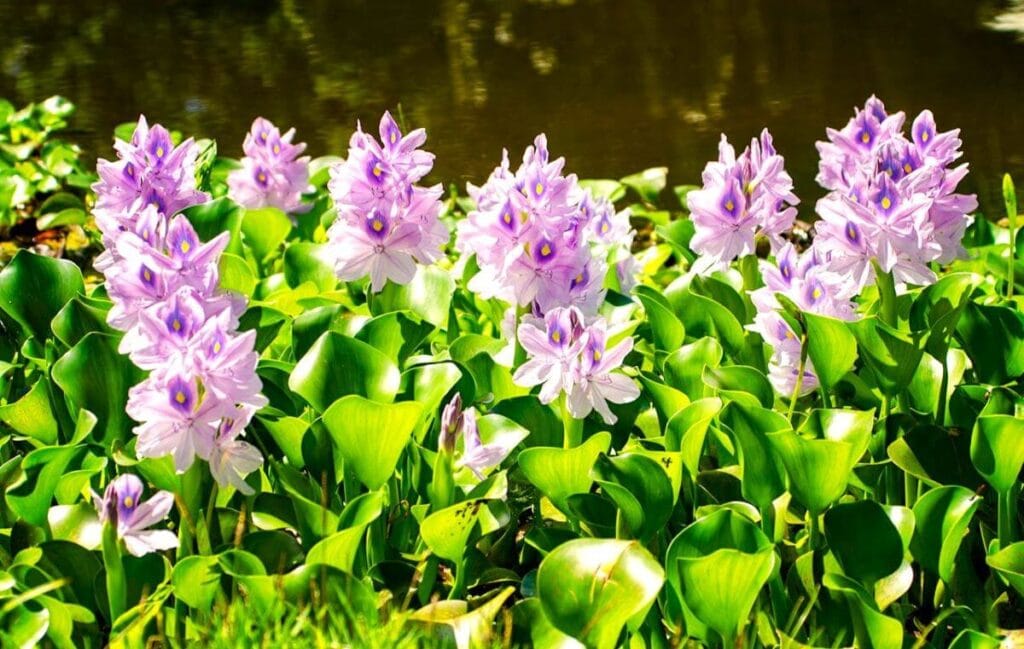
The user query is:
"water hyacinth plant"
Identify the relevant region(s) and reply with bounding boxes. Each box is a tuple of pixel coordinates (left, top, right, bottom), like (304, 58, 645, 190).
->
(0, 96, 1020, 649)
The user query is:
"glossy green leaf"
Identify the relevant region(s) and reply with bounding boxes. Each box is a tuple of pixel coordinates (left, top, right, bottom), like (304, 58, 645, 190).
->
(283, 242, 337, 292)
(636, 286, 684, 352)
(804, 312, 858, 389)
(825, 501, 903, 584)
(970, 414, 1024, 494)
(955, 302, 1024, 385)
(241, 206, 292, 261)
(666, 509, 775, 644)
(0, 379, 57, 445)
(52, 333, 143, 446)
(910, 485, 981, 583)
(537, 538, 664, 649)
(849, 317, 925, 397)
(288, 332, 401, 411)
(420, 499, 509, 562)
(591, 453, 674, 542)
(823, 572, 903, 649)
(371, 265, 455, 327)
(664, 337, 723, 400)
(719, 402, 788, 511)
(519, 432, 612, 515)
(321, 395, 423, 490)
(0, 250, 83, 340)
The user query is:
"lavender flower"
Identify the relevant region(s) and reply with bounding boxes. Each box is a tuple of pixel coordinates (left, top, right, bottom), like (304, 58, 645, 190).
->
(93, 115, 208, 227)
(438, 395, 515, 480)
(513, 306, 640, 423)
(812, 96, 977, 290)
(227, 117, 311, 213)
(92, 474, 178, 557)
(94, 117, 266, 493)
(566, 321, 640, 424)
(458, 135, 633, 317)
(326, 112, 448, 292)
(687, 130, 799, 274)
(748, 244, 857, 396)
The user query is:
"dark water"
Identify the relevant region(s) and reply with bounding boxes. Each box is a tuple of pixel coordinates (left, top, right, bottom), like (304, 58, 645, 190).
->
(3, 0, 1024, 217)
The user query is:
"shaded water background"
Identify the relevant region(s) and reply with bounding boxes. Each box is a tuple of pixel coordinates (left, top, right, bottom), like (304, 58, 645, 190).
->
(2, 0, 1024, 217)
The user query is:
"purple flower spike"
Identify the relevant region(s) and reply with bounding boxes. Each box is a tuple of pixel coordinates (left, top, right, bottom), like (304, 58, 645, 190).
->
(229, 117, 312, 213)
(92, 474, 178, 557)
(687, 129, 799, 274)
(812, 96, 977, 290)
(327, 112, 449, 293)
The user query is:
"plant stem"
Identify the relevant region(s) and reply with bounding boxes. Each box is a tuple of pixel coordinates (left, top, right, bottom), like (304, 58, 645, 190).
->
(807, 511, 822, 552)
(513, 304, 529, 367)
(999, 486, 1019, 549)
(787, 335, 809, 424)
(1006, 173, 1018, 299)
(874, 264, 899, 329)
(936, 357, 949, 427)
(559, 393, 583, 449)
(102, 522, 127, 624)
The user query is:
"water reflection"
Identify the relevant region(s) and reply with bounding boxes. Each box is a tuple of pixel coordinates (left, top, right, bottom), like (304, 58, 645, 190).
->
(1, 0, 1023, 216)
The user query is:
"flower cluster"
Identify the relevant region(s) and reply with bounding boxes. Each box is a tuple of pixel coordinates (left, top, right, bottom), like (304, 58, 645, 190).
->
(92, 474, 177, 557)
(439, 394, 515, 480)
(748, 244, 857, 396)
(326, 112, 449, 292)
(457, 135, 636, 316)
(94, 117, 265, 494)
(227, 117, 311, 213)
(513, 306, 640, 423)
(813, 96, 978, 289)
(686, 130, 799, 274)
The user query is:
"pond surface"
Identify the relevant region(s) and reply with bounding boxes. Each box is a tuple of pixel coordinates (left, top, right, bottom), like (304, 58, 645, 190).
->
(2, 0, 1024, 217)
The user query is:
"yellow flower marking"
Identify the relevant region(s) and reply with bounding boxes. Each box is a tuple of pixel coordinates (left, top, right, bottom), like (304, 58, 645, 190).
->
(156, 146, 165, 157)
(181, 240, 191, 254)
(881, 196, 892, 210)
(725, 200, 735, 212)
(921, 131, 929, 142)
(860, 132, 870, 144)
(172, 319, 182, 332)
(551, 330, 561, 343)
(273, 144, 280, 154)
(534, 182, 544, 196)
(372, 219, 384, 232)
(123, 496, 134, 508)
(540, 243, 552, 257)
(373, 165, 382, 177)
(175, 390, 187, 404)
(593, 349, 602, 361)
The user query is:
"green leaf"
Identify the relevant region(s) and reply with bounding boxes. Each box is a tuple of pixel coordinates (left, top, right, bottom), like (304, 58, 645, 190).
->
(537, 538, 664, 649)
(321, 395, 422, 490)
(909, 273, 980, 357)
(183, 198, 243, 255)
(620, 167, 667, 204)
(638, 374, 690, 427)
(306, 492, 384, 573)
(52, 333, 144, 446)
(823, 573, 903, 649)
(591, 453, 674, 542)
(519, 432, 612, 515)
(949, 630, 1003, 649)
(666, 509, 775, 644)
(986, 542, 1024, 598)
(719, 402, 788, 511)
(766, 430, 861, 516)
(0, 379, 58, 445)
(665, 397, 722, 477)
(910, 485, 981, 583)
(241, 207, 292, 262)
(804, 312, 858, 389)
(636, 286, 684, 353)
(410, 586, 516, 649)
(664, 337, 723, 400)
(512, 598, 586, 649)
(0, 250, 83, 341)
(970, 414, 1024, 494)
(702, 364, 773, 408)
(218, 252, 257, 297)
(283, 242, 337, 292)
(288, 332, 401, 411)
(371, 265, 455, 327)
(667, 286, 746, 354)
(825, 501, 904, 585)
(354, 311, 434, 365)
(887, 424, 982, 489)
(955, 302, 1024, 385)
(420, 499, 509, 562)
(51, 295, 112, 347)
(8, 445, 87, 526)
(171, 555, 220, 609)
(849, 317, 925, 397)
